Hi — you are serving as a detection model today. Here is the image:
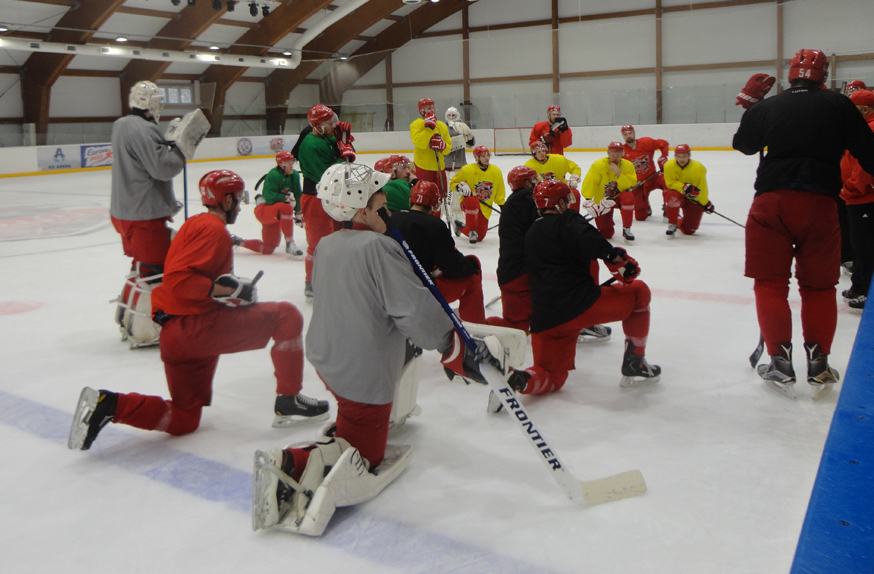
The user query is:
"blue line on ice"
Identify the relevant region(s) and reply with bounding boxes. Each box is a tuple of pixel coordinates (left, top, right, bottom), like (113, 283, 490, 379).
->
(0, 389, 564, 574)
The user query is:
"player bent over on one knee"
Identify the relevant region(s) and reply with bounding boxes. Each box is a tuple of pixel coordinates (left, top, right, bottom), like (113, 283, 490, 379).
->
(662, 144, 715, 237)
(391, 180, 487, 324)
(251, 163, 503, 536)
(69, 170, 330, 452)
(506, 180, 660, 396)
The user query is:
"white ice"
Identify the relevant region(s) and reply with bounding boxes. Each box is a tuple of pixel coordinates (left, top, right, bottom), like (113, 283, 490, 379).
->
(0, 151, 858, 574)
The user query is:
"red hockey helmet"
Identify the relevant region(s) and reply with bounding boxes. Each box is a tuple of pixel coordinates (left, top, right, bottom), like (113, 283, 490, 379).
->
(621, 124, 635, 134)
(507, 165, 539, 190)
(847, 80, 868, 93)
(608, 141, 625, 151)
(674, 144, 691, 156)
(530, 141, 548, 155)
(374, 157, 393, 174)
(390, 155, 411, 170)
(533, 179, 571, 210)
(418, 98, 436, 113)
(199, 170, 247, 207)
(788, 49, 829, 84)
(276, 150, 294, 166)
(307, 104, 335, 128)
(473, 145, 490, 159)
(410, 180, 440, 209)
(547, 104, 561, 114)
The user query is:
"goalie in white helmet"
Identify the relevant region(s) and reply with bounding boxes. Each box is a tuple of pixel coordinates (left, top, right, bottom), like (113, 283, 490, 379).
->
(252, 163, 520, 536)
(110, 80, 187, 348)
(444, 106, 475, 172)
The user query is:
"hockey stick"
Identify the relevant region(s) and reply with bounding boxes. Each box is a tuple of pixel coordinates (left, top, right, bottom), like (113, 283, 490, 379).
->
(434, 150, 452, 228)
(377, 207, 646, 505)
(485, 294, 501, 308)
(708, 208, 746, 228)
(478, 197, 501, 214)
(749, 333, 765, 368)
(183, 159, 189, 220)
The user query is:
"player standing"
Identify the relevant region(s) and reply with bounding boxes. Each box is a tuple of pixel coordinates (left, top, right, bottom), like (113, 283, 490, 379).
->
(620, 125, 669, 222)
(529, 105, 572, 156)
(733, 48, 874, 397)
(297, 104, 356, 301)
(449, 146, 505, 244)
(237, 151, 304, 259)
(505, 180, 660, 396)
(444, 106, 475, 172)
(69, 170, 330, 452)
(662, 144, 715, 237)
(580, 142, 638, 241)
(410, 98, 452, 216)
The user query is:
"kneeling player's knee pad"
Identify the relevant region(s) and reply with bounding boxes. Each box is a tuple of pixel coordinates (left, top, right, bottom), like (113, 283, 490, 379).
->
(115, 263, 163, 349)
(390, 342, 423, 429)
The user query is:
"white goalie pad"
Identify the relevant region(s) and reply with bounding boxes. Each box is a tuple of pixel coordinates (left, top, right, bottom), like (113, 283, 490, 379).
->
(164, 109, 210, 160)
(389, 343, 423, 429)
(255, 440, 412, 537)
(450, 134, 466, 153)
(462, 321, 527, 374)
(113, 266, 162, 349)
(447, 187, 466, 221)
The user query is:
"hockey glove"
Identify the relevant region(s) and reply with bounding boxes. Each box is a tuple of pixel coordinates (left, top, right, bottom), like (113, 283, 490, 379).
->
(582, 198, 616, 218)
(333, 121, 353, 142)
(553, 117, 569, 132)
(703, 201, 715, 214)
(212, 273, 260, 307)
(456, 182, 473, 197)
(736, 73, 776, 110)
(254, 194, 266, 206)
(466, 136, 476, 148)
(423, 113, 437, 130)
(440, 330, 502, 385)
(566, 174, 581, 189)
(429, 134, 447, 152)
(657, 155, 668, 171)
(683, 184, 701, 201)
(540, 132, 554, 144)
(337, 140, 356, 162)
(603, 181, 620, 200)
(605, 247, 641, 284)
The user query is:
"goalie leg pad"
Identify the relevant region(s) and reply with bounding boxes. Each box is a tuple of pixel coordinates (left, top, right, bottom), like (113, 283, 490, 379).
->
(274, 443, 412, 537)
(462, 321, 527, 374)
(114, 265, 163, 348)
(389, 343, 423, 429)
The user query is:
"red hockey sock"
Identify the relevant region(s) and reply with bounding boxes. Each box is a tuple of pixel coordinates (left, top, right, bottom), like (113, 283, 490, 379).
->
(754, 280, 792, 355)
(799, 287, 837, 354)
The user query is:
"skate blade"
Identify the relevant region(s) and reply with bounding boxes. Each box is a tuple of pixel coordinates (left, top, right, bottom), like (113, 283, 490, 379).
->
(252, 450, 288, 531)
(486, 390, 504, 414)
(763, 379, 797, 399)
(286, 254, 305, 261)
(577, 334, 611, 344)
(581, 469, 647, 504)
(809, 382, 834, 399)
(68, 387, 99, 450)
(272, 412, 331, 428)
(619, 374, 660, 388)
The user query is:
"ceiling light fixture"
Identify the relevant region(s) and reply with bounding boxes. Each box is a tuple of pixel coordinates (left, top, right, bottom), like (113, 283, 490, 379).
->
(116, 36, 128, 42)
(282, 51, 291, 56)
(209, 45, 220, 50)
(227, 1, 236, 12)
(212, 0, 222, 10)
(0, 26, 8, 33)
(187, 0, 197, 6)
(262, 4, 270, 17)
(171, 0, 181, 6)
(249, 2, 258, 16)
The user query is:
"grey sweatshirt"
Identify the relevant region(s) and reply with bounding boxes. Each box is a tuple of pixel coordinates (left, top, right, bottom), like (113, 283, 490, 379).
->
(109, 113, 185, 221)
(306, 229, 454, 404)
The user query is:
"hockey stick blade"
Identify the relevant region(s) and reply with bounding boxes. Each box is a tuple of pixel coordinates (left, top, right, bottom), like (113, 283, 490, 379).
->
(485, 294, 501, 308)
(581, 469, 647, 504)
(749, 333, 764, 368)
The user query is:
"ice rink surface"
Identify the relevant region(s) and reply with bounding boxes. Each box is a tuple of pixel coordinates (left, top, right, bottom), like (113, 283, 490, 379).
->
(0, 150, 860, 573)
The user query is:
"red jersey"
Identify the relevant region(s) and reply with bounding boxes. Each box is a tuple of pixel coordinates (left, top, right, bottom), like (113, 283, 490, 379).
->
(151, 213, 234, 316)
(840, 112, 874, 205)
(622, 137, 668, 180)
(529, 121, 572, 155)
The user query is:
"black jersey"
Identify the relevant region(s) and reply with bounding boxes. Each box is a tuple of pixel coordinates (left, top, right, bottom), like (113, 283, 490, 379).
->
(391, 210, 478, 280)
(496, 186, 539, 285)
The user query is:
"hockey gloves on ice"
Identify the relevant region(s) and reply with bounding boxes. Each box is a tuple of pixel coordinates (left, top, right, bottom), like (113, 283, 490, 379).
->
(441, 330, 502, 385)
(337, 141, 356, 162)
(423, 113, 437, 130)
(429, 134, 447, 152)
(212, 273, 260, 307)
(683, 184, 701, 200)
(605, 247, 641, 284)
(736, 73, 776, 110)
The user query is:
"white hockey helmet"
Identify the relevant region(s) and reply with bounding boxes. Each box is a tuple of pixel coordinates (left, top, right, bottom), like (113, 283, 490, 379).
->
(445, 106, 460, 122)
(129, 81, 165, 121)
(317, 163, 391, 222)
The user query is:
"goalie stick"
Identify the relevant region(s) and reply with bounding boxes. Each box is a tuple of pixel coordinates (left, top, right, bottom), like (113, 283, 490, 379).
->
(377, 207, 646, 505)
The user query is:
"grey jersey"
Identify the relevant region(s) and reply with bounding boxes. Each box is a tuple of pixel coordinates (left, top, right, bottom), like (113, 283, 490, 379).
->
(445, 124, 467, 171)
(306, 229, 454, 404)
(110, 114, 185, 221)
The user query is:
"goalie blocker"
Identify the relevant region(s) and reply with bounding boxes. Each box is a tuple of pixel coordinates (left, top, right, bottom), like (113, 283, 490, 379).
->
(164, 109, 211, 160)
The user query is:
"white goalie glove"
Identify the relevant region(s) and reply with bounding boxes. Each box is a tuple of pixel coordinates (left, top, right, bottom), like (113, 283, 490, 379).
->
(581, 198, 616, 218)
(456, 182, 473, 197)
(164, 109, 211, 160)
(566, 174, 581, 189)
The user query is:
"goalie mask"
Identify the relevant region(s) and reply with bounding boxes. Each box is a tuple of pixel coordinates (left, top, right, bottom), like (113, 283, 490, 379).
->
(317, 163, 391, 222)
(129, 81, 164, 121)
(445, 107, 460, 122)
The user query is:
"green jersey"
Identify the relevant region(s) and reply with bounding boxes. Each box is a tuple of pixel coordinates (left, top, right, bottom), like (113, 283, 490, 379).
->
(262, 166, 302, 212)
(299, 133, 342, 191)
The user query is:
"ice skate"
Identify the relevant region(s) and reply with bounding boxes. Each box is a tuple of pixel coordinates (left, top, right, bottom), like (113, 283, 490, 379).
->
(252, 448, 295, 531)
(756, 343, 796, 398)
(620, 341, 660, 387)
(68, 387, 118, 450)
(304, 281, 314, 303)
(452, 219, 465, 237)
(272, 393, 330, 428)
(469, 230, 479, 244)
(842, 261, 853, 276)
(285, 240, 304, 261)
(804, 342, 839, 399)
(622, 227, 635, 243)
(848, 294, 866, 313)
(578, 324, 612, 344)
(666, 223, 678, 237)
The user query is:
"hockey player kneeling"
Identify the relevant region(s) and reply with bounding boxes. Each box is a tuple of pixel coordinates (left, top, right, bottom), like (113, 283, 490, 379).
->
(504, 180, 661, 398)
(252, 163, 515, 536)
